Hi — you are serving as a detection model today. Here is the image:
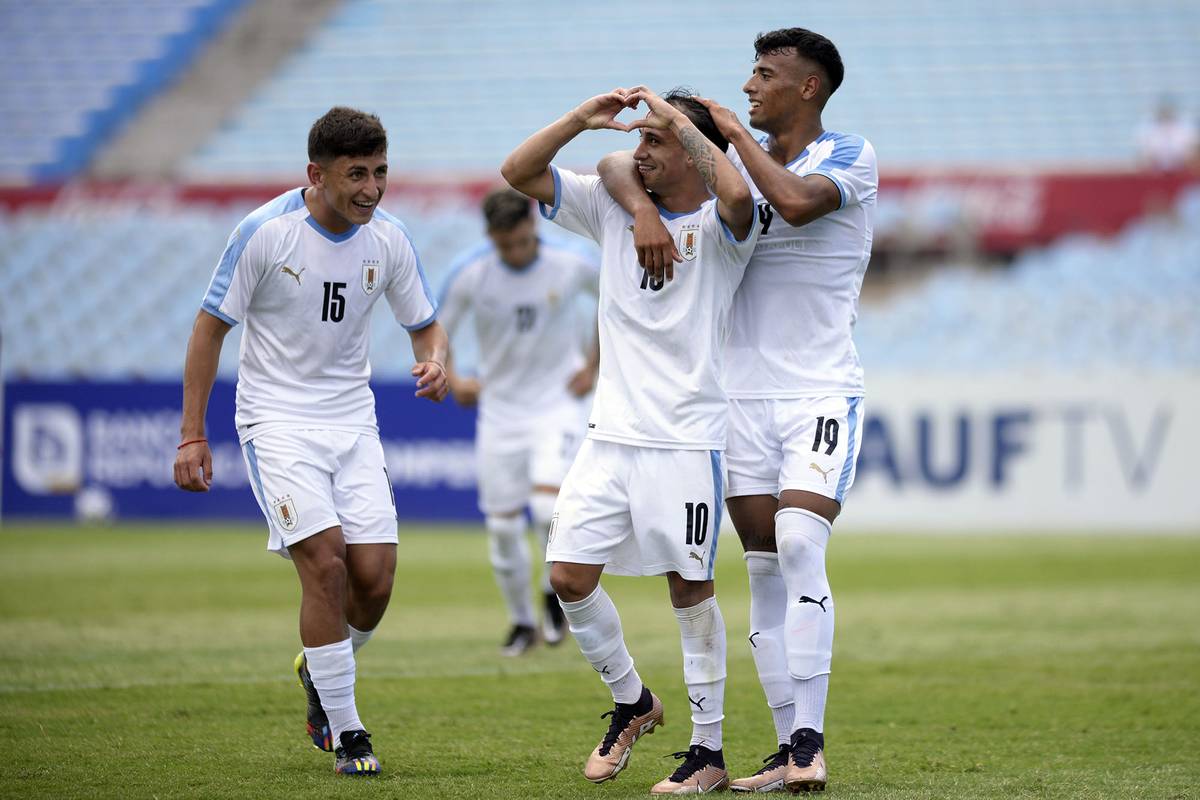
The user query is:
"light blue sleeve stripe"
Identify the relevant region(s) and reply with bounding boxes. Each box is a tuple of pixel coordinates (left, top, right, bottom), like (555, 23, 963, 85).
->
(820, 133, 865, 171)
(203, 306, 238, 327)
(716, 210, 756, 244)
(243, 440, 267, 508)
(375, 208, 439, 320)
(810, 170, 847, 210)
(835, 397, 862, 504)
(201, 189, 304, 323)
(708, 450, 724, 580)
(537, 165, 563, 221)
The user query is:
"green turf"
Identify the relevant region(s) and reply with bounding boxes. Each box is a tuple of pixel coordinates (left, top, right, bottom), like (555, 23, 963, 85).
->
(0, 523, 1197, 799)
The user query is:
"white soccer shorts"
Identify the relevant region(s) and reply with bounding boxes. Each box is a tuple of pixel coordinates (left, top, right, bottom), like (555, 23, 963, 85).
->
(240, 429, 398, 557)
(547, 439, 724, 581)
(725, 396, 865, 504)
(476, 400, 588, 514)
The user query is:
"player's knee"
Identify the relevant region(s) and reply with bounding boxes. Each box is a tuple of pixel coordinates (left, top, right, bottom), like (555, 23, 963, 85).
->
(357, 568, 394, 607)
(667, 573, 714, 608)
(303, 551, 348, 603)
(549, 563, 596, 602)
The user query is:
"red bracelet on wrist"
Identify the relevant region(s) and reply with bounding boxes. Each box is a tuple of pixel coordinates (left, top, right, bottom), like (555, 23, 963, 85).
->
(177, 438, 208, 450)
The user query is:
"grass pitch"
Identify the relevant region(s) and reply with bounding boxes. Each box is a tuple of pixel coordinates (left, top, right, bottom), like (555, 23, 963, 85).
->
(0, 523, 1197, 799)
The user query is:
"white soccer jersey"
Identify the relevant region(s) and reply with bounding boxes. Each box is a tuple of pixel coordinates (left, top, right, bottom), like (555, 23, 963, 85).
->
(540, 166, 760, 450)
(437, 239, 599, 432)
(724, 131, 877, 398)
(201, 188, 437, 442)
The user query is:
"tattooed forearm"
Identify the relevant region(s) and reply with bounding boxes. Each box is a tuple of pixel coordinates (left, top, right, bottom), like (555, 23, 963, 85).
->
(678, 124, 717, 189)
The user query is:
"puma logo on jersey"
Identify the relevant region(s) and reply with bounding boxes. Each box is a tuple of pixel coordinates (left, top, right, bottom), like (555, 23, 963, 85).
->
(809, 462, 834, 483)
(689, 551, 704, 566)
(798, 595, 829, 612)
(281, 265, 306, 285)
(748, 631, 761, 648)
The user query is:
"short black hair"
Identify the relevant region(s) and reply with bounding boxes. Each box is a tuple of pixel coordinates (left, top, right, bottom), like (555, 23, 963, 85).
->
(308, 106, 387, 163)
(754, 28, 844, 97)
(482, 187, 532, 231)
(663, 88, 729, 153)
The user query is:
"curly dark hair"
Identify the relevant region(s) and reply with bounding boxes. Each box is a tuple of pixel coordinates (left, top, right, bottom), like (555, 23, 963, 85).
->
(754, 28, 844, 97)
(662, 88, 729, 153)
(482, 188, 533, 231)
(308, 106, 387, 163)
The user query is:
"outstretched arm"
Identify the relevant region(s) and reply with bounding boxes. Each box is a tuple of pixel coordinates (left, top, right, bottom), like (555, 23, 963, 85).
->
(597, 151, 681, 278)
(501, 90, 634, 205)
(699, 97, 839, 227)
(629, 88, 754, 239)
(174, 310, 230, 492)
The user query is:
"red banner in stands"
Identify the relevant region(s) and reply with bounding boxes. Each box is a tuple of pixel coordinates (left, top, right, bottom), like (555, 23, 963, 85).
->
(0, 171, 1194, 255)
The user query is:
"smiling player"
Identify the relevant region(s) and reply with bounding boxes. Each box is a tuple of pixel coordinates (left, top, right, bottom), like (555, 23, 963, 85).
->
(173, 106, 449, 776)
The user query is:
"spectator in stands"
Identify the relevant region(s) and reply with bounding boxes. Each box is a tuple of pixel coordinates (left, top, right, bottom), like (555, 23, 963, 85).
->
(1137, 100, 1199, 171)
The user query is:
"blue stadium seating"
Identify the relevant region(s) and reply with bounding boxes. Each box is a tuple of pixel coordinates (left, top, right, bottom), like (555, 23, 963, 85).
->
(0, 0, 247, 183)
(185, 0, 1200, 177)
(2, 187, 1197, 380)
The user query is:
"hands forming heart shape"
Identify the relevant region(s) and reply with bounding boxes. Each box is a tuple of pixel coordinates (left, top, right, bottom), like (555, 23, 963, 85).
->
(575, 86, 676, 133)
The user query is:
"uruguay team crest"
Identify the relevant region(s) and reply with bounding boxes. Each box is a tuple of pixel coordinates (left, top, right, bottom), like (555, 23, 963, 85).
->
(272, 495, 298, 531)
(678, 225, 700, 261)
(362, 259, 381, 295)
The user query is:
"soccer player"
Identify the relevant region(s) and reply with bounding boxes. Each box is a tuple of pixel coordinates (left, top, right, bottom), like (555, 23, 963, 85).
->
(438, 187, 600, 656)
(172, 107, 449, 776)
(502, 86, 760, 794)
(598, 29, 876, 793)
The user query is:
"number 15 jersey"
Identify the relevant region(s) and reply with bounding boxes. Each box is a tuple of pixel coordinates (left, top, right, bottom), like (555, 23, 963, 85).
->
(540, 166, 760, 450)
(201, 188, 437, 442)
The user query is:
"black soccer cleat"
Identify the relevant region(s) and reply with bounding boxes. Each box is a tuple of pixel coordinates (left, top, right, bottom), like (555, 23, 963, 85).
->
(500, 623, 538, 657)
(334, 729, 380, 775)
(293, 652, 333, 751)
(542, 591, 567, 645)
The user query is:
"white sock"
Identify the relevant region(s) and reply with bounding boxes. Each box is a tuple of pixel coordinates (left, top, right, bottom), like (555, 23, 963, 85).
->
(559, 585, 642, 704)
(745, 551, 794, 746)
(347, 624, 374, 654)
(675, 596, 726, 751)
(792, 673, 829, 733)
(304, 638, 362, 744)
(487, 514, 535, 627)
(530, 492, 557, 595)
(775, 508, 834, 736)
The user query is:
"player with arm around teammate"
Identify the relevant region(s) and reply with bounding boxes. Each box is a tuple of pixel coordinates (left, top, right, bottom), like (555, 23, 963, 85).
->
(439, 187, 600, 656)
(598, 29, 877, 793)
(173, 107, 449, 777)
(502, 86, 759, 794)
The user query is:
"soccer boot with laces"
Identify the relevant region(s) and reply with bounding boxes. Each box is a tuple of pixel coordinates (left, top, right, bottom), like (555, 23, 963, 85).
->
(293, 652, 333, 751)
(334, 729, 380, 775)
(651, 744, 729, 794)
(730, 743, 790, 792)
(500, 623, 538, 657)
(784, 728, 827, 793)
(542, 591, 566, 645)
(583, 686, 664, 782)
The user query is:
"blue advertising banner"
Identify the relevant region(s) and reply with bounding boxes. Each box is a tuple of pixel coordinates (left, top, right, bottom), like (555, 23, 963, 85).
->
(2, 381, 480, 521)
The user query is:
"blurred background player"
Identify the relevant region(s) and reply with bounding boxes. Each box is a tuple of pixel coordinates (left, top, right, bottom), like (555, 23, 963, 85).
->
(438, 187, 600, 656)
(172, 107, 449, 776)
(503, 86, 759, 795)
(600, 29, 875, 793)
